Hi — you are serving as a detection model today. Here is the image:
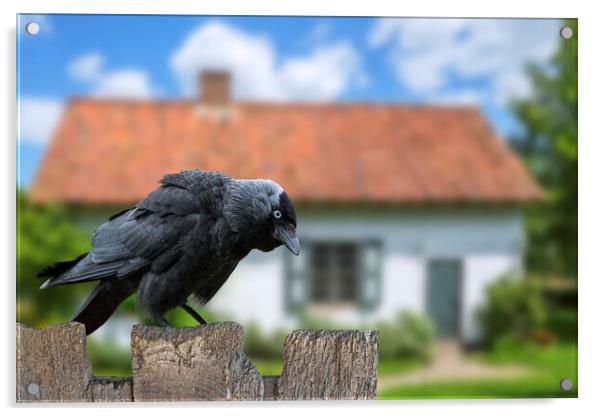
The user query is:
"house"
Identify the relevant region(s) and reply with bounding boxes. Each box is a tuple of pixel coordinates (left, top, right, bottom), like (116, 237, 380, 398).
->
(31, 71, 544, 343)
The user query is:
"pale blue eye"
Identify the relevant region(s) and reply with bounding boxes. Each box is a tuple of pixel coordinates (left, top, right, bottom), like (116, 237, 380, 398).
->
(273, 210, 282, 219)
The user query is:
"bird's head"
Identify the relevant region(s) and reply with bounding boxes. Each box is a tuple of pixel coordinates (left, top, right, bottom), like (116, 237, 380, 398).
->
(224, 179, 299, 255)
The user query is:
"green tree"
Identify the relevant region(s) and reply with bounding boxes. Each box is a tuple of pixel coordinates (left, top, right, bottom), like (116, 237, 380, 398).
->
(511, 20, 577, 278)
(16, 190, 92, 326)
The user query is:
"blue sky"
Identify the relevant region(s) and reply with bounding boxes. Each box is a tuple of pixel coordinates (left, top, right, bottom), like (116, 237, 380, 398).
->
(17, 14, 562, 187)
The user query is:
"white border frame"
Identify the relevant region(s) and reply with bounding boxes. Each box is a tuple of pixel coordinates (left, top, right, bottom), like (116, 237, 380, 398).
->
(3, 1, 600, 415)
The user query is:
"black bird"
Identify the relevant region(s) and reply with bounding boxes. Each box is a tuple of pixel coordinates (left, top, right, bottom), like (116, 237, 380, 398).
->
(38, 170, 299, 335)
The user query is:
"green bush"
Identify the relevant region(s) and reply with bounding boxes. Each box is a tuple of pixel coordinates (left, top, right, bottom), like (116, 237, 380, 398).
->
(478, 275, 547, 345)
(376, 312, 435, 361)
(547, 307, 577, 342)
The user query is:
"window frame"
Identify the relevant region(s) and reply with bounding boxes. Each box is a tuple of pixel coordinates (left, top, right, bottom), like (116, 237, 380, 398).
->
(284, 237, 383, 313)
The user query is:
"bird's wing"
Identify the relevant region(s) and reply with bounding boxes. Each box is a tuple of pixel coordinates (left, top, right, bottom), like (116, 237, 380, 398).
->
(42, 170, 231, 287)
(93, 182, 206, 270)
(91, 208, 200, 273)
(46, 184, 205, 287)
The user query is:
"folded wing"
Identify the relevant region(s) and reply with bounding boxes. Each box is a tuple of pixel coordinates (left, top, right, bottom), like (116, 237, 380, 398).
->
(39, 182, 203, 288)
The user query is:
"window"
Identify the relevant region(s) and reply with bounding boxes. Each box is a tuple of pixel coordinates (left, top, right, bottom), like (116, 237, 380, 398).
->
(284, 239, 383, 312)
(310, 242, 360, 304)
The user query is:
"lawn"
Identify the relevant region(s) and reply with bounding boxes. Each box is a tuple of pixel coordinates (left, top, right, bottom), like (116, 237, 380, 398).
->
(252, 359, 283, 376)
(379, 342, 577, 399)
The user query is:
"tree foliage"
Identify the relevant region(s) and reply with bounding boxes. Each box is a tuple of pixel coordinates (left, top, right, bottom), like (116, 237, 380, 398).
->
(17, 190, 92, 327)
(511, 20, 577, 278)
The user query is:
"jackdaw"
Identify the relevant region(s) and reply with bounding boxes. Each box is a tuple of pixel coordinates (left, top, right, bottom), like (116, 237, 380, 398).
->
(38, 169, 299, 335)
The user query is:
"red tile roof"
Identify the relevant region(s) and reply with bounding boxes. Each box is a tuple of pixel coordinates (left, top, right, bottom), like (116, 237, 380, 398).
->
(30, 99, 544, 205)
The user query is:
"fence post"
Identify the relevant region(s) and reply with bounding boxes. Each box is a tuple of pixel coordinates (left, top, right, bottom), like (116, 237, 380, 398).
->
(277, 329, 379, 400)
(16, 322, 133, 402)
(131, 322, 263, 401)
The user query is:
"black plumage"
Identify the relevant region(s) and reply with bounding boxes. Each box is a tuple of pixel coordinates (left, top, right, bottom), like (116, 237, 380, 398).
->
(38, 170, 299, 335)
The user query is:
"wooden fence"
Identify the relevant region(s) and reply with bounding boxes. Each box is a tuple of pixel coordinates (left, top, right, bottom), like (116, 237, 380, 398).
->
(16, 321, 378, 402)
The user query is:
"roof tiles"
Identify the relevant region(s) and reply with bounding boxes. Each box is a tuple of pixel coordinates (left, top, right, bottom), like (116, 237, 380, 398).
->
(30, 99, 544, 205)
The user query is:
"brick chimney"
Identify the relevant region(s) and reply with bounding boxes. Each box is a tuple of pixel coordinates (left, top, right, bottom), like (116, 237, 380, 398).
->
(200, 70, 231, 107)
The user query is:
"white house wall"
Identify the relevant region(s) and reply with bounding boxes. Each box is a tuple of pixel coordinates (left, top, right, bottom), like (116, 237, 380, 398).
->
(204, 208, 525, 342)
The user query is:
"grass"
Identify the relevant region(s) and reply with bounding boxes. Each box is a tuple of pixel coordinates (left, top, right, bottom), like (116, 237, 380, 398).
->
(377, 358, 425, 376)
(379, 342, 577, 400)
(251, 359, 283, 376)
(379, 377, 576, 399)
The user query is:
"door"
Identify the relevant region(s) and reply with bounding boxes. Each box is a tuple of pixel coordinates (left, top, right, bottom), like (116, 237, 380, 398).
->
(427, 260, 461, 338)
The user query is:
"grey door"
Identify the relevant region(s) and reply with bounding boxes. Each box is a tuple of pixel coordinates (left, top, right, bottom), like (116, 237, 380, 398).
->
(427, 260, 461, 338)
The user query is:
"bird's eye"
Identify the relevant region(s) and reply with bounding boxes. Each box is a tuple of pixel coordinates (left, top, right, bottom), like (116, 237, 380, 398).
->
(272, 210, 282, 219)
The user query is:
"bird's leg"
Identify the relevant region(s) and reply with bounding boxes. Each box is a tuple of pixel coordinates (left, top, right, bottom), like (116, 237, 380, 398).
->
(180, 303, 208, 325)
(157, 316, 172, 327)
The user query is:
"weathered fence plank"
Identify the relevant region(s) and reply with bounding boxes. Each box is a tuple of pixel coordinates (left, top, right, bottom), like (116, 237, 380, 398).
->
(16, 322, 379, 402)
(277, 329, 379, 400)
(17, 322, 92, 402)
(131, 322, 263, 401)
(16, 322, 134, 403)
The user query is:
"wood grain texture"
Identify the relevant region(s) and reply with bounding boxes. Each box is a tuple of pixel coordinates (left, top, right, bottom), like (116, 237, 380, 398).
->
(277, 329, 379, 400)
(86, 377, 133, 402)
(262, 376, 280, 400)
(16, 322, 379, 402)
(16, 322, 92, 403)
(131, 322, 264, 401)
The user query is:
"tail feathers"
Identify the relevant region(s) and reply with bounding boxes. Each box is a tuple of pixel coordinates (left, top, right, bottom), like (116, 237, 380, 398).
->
(72, 280, 137, 335)
(38, 253, 122, 289)
(38, 253, 88, 279)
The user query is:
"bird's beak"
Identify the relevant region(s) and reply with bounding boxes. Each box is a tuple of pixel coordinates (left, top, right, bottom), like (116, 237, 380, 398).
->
(274, 224, 300, 255)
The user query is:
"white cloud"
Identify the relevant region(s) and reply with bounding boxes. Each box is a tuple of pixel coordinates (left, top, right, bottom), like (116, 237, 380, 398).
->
(67, 52, 104, 82)
(426, 90, 483, 106)
(67, 53, 154, 99)
(91, 69, 153, 99)
(278, 43, 361, 100)
(19, 97, 64, 144)
(369, 18, 561, 105)
(170, 21, 363, 101)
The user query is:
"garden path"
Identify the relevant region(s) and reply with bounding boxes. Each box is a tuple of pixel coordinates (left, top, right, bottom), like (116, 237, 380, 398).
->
(377, 341, 533, 391)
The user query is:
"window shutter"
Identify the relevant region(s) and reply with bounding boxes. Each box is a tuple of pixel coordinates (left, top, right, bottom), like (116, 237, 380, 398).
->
(284, 243, 309, 313)
(358, 240, 383, 311)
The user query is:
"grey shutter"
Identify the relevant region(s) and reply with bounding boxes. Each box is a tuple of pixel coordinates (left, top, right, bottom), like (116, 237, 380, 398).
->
(284, 241, 310, 313)
(358, 240, 383, 310)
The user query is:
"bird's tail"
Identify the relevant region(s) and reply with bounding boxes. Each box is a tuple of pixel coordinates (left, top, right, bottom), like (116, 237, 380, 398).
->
(37, 252, 89, 288)
(72, 279, 137, 335)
